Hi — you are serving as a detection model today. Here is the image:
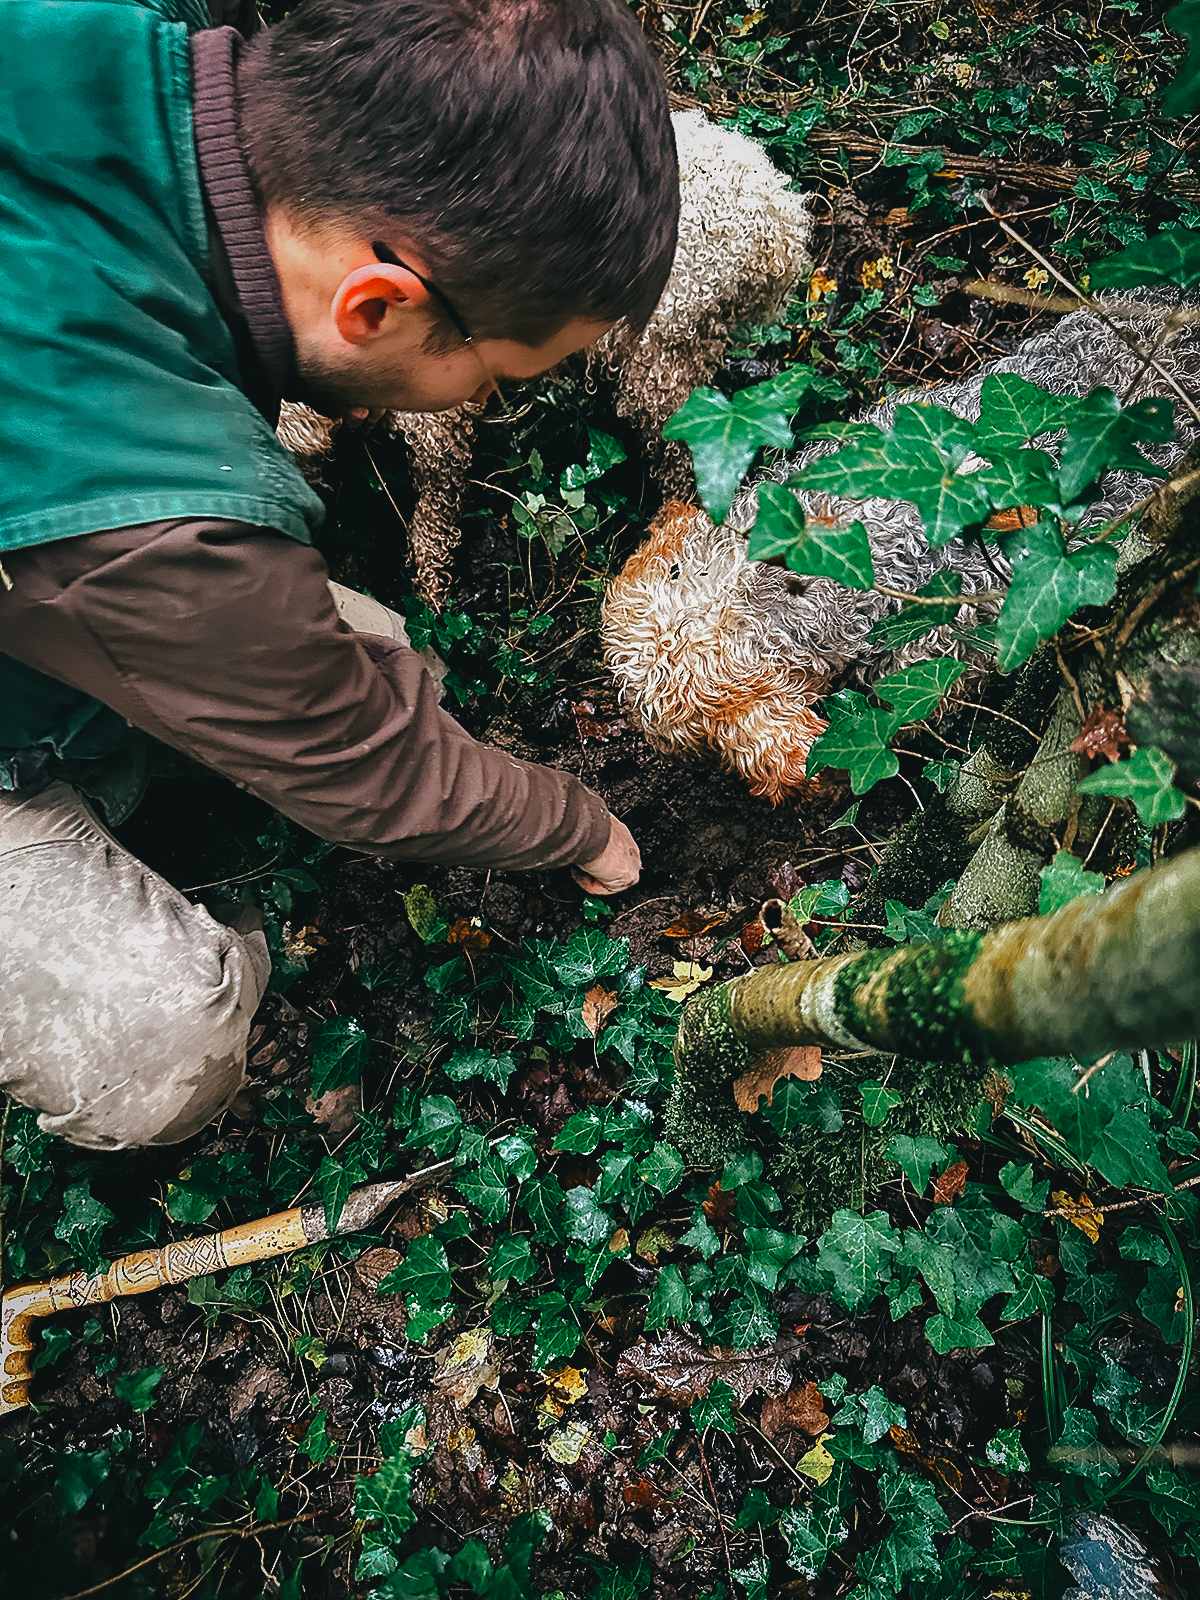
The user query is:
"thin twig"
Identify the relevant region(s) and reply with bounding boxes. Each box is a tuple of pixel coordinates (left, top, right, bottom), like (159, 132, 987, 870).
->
(1070, 1052, 1115, 1094)
(55, 1514, 322, 1600)
(696, 1431, 735, 1594)
(874, 583, 1007, 607)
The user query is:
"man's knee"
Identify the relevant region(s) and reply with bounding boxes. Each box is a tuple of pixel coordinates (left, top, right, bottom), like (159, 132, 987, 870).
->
(0, 783, 270, 1149)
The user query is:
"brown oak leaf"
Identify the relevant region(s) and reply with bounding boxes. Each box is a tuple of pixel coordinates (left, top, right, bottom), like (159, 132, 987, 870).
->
(702, 1181, 736, 1226)
(581, 984, 618, 1037)
(733, 1046, 823, 1112)
(932, 1159, 969, 1206)
(760, 1382, 830, 1441)
(1069, 706, 1131, 763)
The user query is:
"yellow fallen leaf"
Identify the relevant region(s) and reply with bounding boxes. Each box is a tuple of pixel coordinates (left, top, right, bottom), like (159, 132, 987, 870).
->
(1024, 266, 1050, 290)
(545, 1366, 589, 1405)
(649, 961, 713, 1002)
(1051, 1191, 1102, 1243)
(797, 1433, 835, 1485)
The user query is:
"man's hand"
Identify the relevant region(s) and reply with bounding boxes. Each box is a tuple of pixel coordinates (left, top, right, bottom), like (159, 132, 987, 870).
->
(572, 814, 641, 895)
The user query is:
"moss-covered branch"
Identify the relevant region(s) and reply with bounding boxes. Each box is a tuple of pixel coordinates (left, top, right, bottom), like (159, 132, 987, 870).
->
(676, 843, 1200, 1087)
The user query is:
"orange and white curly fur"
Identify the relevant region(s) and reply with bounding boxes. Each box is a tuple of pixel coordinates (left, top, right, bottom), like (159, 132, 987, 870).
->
(603, 502, 829, 802)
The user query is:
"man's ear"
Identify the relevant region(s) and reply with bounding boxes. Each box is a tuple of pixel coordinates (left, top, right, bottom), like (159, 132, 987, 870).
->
(330, 263, 432, 346)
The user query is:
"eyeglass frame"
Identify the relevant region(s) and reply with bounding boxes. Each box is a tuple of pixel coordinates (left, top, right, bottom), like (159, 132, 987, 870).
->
(370, 241, 529, 421)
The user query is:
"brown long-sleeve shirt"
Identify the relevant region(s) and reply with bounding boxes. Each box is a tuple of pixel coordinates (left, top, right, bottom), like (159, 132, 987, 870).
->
(0, 519, 612, 869)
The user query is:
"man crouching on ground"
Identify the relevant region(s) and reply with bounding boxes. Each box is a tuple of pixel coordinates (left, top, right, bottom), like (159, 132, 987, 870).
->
(0, 0, 677, 1149)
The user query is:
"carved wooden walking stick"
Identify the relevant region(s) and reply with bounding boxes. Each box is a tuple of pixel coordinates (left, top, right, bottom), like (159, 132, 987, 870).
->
(1, 1159, 452, 1417)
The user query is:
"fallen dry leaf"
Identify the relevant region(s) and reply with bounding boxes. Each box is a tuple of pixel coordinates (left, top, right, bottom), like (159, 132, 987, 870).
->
(581, 984, 618, 1037)
(932, 1159, 969, 1206)
(796, 1435, 835, 1484)
(573, 700, 627, 743)
(1069, 706, 1131, 764)
(432, 1329, 502, 1409)
(740, 920, 765, 956)
(703, 1182, 736, 1227)
(649, 960, 713, 1001)
(544, 1366, 589, 1406)
(733, 1046, 823, 1111)
(614, 1329, 792, 1409)
(353, 1247, 404, 1291)
(1052, 1190, 1103, 1242)
(760, 1382, 830, 1441)
(446, 916, 490, 953)
(662, 909, 729, 939)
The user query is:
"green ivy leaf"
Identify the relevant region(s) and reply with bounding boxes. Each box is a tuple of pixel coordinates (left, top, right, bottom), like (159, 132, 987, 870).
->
(857, 1075, 908, 1126)
(443, 1046, 517, 1093)
(454, 1147, 511, 1223)
(1001, 1265, 1056, 1322)
(999, 1161, 1050, 1211)
(563, 1186, 614, 1250)
(924, 1311, 993, 1353)
(55, 1449, 111, 1515)
(531, 1291, 582, 1366)
(886, 1134, 955, 1195)
(645, 1264, 693, 1330)
(763, 1079, 845, 1136)
(748, 483, 875, 590)
(779, 1503, 848, 1580)
(519, 1175, 567, 1243)
(300, 1408, 338, 1464)
(690, 1378, 737, 1433)
(311, 1016, 371, 1098)
(1051, 1406, 1119, 1483)
(1056, 389, 1172, 504)
(1077, 745, 1186, 826)
(377, 1235, 451, 1304)
(403, 1095, 462, 1157)
(872, 658, 968, 723)
(806, 702, 900, 794)
(735, 1487, 782, 1530)
(487, 1234, 539, 1285)
(553, 1109, 605, 1154)
(974, 372, 1080, 454)
(637, 1142, 685, 1195)
(1164, 1, 1200, 114)
(996, 520, 1117, 670)
(681, 1207, 721, 1259)
(1038, 849, 1105, 914)
(112, 1366, 165, 1414)
(985, 1427, 1032, 1474)
(1092, 222, 1200, 289)
(355, 1449, 416, 1542)
(789, 400, 992, 546)
(664, 368, 824, 525)
(816, 1209, 901, 1312)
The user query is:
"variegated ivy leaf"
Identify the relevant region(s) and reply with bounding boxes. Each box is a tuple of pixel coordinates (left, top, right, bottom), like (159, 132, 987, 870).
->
(663, 367, 832, 525)
(996, 520, 1117, 670)
(748, 482, 875, 590)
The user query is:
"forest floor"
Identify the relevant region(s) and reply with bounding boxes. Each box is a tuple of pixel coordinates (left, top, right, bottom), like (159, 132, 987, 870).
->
(4, 1, 1200, 1597)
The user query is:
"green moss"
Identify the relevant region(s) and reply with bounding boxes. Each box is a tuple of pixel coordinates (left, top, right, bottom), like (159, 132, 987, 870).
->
(771, 1047, 994, 1229)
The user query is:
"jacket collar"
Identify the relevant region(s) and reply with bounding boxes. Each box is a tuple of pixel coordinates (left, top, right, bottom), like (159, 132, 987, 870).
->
(190, 26, 296, 414)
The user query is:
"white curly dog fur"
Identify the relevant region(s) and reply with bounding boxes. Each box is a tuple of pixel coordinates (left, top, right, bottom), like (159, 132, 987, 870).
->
(602, 302, 1200, 802)
(276, 110, 813, 605)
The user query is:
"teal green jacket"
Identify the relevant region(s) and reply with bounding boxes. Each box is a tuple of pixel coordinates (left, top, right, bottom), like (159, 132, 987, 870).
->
(0, 0, 324, 793)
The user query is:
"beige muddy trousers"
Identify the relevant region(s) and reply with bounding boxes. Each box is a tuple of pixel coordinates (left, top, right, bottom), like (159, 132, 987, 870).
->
(0, 584, 421, 1150)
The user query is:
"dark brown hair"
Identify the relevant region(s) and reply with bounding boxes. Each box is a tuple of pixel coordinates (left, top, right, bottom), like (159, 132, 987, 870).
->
(240, 0, 679, 347)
